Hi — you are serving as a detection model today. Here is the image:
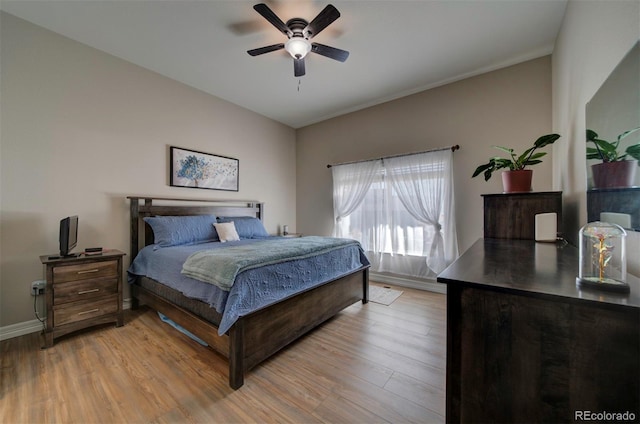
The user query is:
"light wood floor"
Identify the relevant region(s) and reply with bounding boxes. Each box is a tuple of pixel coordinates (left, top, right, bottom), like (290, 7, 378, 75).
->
(1, 283, 446, 423)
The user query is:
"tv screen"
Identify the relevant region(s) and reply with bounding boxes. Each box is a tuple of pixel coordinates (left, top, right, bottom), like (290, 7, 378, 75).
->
(59, 215, 78, 257)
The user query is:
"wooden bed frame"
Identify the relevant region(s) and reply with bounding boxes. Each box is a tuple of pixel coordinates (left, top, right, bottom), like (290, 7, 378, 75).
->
(128, 196, 369, 389)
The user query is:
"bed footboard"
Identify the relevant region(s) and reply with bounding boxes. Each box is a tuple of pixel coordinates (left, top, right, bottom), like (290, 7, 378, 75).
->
(132, 266, 369, 389)
(231, 266, 369, 388)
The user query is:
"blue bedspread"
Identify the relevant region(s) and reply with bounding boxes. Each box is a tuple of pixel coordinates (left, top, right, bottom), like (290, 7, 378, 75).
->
(127, 237, 369, 335)
(182, 236, 362, 291)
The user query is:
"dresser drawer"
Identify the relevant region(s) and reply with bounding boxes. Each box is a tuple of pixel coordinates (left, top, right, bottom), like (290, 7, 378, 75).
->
(53, 277, 118, 305)
(53, 260, 118, 283)
(53, 294, 118, 326)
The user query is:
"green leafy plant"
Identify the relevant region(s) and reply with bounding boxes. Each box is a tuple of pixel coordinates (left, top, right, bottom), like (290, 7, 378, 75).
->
(586, 128, 640, 165)
(472, 133, 561, 181)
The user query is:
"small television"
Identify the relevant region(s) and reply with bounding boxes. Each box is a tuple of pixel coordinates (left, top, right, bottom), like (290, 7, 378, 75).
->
(59, 215, 78, 257)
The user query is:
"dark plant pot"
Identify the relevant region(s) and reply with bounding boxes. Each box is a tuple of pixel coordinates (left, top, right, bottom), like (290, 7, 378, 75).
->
(592, 160, 638, 188)
(501, 170, 533, 193)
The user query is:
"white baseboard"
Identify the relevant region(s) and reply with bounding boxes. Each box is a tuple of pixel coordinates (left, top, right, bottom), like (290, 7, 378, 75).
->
(0, 319, 45, 341)
(2, 279, 444, 341)
(0, 298, 133, 341)
(369, 272, 447, 294)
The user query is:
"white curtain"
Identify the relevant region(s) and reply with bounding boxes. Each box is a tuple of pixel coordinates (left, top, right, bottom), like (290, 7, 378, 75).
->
(332, 149, 458, 279)
(385, 150, 457, 274)
(331, 160, 383, 238)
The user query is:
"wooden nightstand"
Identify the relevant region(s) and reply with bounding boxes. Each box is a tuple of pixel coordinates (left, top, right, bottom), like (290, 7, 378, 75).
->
(39, 249, 125, 347)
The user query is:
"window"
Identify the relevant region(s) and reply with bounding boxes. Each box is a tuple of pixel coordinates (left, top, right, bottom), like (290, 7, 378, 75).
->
(332, 149, 458, 279)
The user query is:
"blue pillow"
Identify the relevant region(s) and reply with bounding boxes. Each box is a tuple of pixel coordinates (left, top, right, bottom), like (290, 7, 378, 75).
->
(144, 215, 219, 247)
(217, 216, 269, 239)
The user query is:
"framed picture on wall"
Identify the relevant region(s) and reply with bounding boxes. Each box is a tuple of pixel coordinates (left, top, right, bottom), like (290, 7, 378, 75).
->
(170, 146, 239, 191)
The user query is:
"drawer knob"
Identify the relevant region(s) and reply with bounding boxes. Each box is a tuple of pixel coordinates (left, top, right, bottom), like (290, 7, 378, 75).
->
(77, 269, 100, 275)
(78, 288, 100, 295)
(77, 308, 100, 316)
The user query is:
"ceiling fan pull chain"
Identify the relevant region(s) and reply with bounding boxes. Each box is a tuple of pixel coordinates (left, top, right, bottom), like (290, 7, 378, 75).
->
(298, 79, 301, 92)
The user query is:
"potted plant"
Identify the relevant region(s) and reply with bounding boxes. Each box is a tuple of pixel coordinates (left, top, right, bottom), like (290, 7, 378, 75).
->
(587, 128, 640, 189)
(472, 133, 561, 192)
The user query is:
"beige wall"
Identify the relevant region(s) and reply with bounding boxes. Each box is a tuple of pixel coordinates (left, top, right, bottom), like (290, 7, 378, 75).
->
(0, 12, 296, 328)
(296, 56, 553, 254)
(552, 0, 640, 275)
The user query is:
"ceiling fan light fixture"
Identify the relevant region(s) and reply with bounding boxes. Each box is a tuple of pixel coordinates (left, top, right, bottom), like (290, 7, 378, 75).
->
(248, 3, 348, 76)
(285, 37, 311, 59)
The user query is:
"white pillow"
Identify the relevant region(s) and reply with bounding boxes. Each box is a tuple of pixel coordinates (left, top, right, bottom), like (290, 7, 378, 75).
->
(214, 222, 240, 242)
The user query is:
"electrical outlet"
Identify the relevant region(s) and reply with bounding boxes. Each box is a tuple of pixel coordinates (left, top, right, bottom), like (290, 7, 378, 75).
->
(31, 280, 46, 296)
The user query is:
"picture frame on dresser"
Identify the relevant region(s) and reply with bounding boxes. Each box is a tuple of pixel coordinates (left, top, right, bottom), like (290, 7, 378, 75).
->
(170, 146, 239, 192)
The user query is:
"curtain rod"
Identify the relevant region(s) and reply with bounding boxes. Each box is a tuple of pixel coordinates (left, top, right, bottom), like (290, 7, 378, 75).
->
(326, 144, 460, 168)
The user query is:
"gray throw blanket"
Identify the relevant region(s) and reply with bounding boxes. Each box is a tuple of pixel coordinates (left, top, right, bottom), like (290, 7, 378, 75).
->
(181, 236, 360, 291)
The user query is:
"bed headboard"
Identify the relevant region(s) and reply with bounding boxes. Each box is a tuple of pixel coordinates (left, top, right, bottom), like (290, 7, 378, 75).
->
(128, 196, 264, 259)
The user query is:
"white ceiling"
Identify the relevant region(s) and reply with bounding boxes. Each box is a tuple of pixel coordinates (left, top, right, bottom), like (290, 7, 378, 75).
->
(1, 0, 567, 128)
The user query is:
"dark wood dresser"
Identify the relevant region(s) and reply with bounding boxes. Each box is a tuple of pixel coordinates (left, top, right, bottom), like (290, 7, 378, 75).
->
(437, 238, 639, 423)
(40, 250, 125, 347)
(483, 191, 562, 239)
(587, 187, 640, 231)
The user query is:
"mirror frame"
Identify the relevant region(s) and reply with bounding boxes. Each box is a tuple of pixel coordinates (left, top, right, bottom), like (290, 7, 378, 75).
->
(586, 41, 640, 231)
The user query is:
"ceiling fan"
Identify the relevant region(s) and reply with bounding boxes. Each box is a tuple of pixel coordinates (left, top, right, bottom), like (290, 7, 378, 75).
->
(247, 3, 349, 77)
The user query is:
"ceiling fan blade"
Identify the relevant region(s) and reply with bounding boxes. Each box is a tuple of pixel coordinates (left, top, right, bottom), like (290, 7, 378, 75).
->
(294, 57, 306, 77)
(304, 4, 340, 38)
(247, 43, 285, 56)
(253, 3, 292, 37)
(311, 43, 349, 62)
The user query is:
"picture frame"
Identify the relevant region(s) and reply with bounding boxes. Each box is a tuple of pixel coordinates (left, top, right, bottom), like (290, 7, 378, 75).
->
(170, 146, 239, 191)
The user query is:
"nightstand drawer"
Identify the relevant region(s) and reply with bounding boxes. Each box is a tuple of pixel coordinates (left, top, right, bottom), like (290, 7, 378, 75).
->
(53, 260, 118, 283)
(53, 277, 118, 305)
(53, 294, 118, 326)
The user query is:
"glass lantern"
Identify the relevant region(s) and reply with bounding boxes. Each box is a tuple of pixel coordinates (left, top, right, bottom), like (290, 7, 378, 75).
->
(576, 221, 629, 293)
